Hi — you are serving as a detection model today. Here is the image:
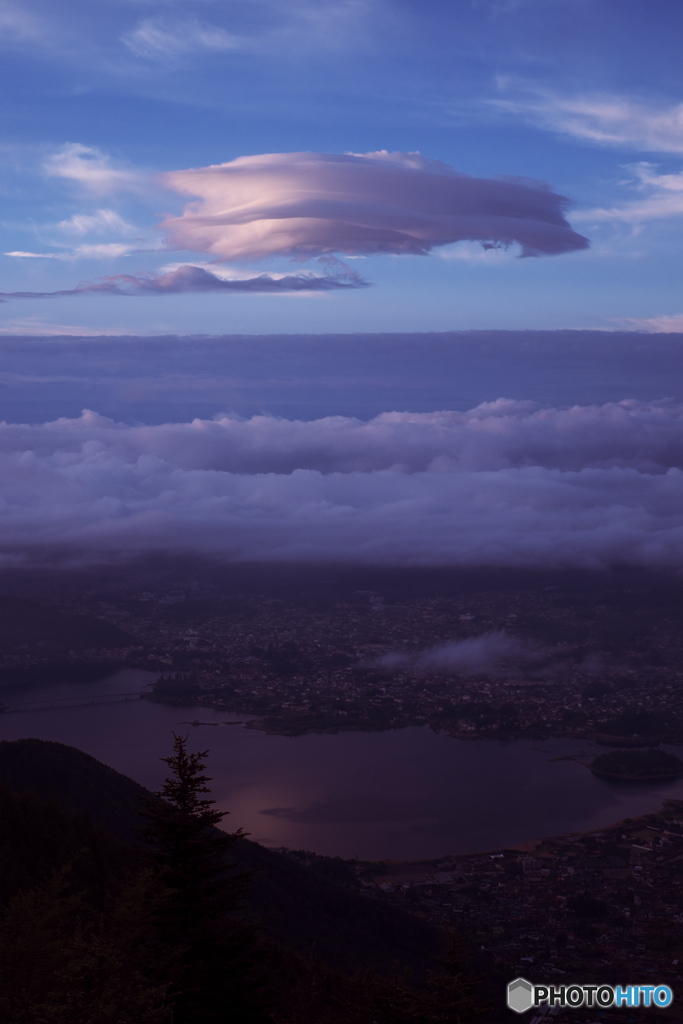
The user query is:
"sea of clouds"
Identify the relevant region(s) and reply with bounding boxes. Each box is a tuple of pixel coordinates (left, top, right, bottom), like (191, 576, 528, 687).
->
(3, 397, 683, 567)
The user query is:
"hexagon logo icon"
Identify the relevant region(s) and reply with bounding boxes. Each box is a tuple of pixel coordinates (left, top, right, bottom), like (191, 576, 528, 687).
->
(507, 977, 534, 1014)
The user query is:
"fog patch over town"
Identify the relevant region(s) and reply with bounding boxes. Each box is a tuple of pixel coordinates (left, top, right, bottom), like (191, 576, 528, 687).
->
(373, 631, 546, 676)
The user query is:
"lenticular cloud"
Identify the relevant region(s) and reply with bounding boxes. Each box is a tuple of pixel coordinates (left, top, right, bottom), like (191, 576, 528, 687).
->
(0, 264, 365, 302)
(3, 399, 683, 567)
(160, 151, 589, 260)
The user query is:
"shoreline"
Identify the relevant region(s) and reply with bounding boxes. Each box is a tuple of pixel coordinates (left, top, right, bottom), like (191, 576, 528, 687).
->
(590, 768, 683, 781)
(362, 797, 683, 876)
(213, 711, 683, 747)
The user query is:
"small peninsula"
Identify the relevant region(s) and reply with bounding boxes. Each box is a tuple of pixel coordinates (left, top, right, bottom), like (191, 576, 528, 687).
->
(590, 748, 683, 781)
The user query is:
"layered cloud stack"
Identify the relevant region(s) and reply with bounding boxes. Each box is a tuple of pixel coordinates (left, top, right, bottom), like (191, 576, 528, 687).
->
(1, 151, 588, 301)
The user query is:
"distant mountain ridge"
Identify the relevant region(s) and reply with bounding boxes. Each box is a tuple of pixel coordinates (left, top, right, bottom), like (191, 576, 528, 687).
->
(0, 597, 131, 654)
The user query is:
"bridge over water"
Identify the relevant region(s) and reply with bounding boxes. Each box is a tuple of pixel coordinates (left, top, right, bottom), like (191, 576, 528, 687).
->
(0, 691, 145, 713)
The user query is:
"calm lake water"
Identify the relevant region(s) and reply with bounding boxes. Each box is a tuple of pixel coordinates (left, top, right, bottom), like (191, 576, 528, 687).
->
(2, 669, 683, 861)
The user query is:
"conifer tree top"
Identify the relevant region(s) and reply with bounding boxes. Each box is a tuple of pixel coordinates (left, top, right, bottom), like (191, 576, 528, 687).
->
(158, 733, 227, 829)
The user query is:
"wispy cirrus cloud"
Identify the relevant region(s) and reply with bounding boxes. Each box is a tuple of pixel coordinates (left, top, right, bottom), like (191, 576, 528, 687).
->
(0, 0, 50, 45)
(490, 81, 683, 243)
(4, 206, 149, 261)
(270, 0, 383, 53)
(69, 243, 139, 259)
(5, 251, 61, 259)
(121, 0, 383, 61)
(6, 244, 139, 260)
(574, 163, 683, 227)
(122, 17, 241, 60)
(161, 150, 588, 260)
(493, 85, 683, 155)
(0, 262, 367, 301)
(44, 143, 146, 194)
(56, 209, 140, 237)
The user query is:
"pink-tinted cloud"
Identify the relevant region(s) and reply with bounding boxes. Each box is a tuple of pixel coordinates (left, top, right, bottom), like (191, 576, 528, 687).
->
(0, 263, 367, 301)
(160, 151, 589, 260)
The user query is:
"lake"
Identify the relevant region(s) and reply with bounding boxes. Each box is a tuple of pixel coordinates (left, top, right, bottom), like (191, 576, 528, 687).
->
(1, 669, 682, 861)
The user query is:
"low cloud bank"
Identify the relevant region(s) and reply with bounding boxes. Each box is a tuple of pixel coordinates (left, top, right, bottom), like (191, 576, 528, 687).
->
(161, 151, 589, 260)
(0, 263, 365, 301)
(375, 632, 544, 675)
(2, 399, 683, 567)
(5, 398, 683, 474)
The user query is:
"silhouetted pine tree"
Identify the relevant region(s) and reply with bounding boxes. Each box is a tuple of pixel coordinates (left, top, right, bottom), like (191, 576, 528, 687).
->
(139, 733, 270, 1024)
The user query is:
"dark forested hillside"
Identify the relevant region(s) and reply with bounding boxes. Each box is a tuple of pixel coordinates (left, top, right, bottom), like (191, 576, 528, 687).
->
(0, 737, 497, 1023)
(0, 784, 132, 908)
(0, 738, 443, 978)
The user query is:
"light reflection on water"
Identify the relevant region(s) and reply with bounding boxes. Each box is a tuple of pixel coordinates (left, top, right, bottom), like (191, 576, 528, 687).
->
(2, 669, 683, 861)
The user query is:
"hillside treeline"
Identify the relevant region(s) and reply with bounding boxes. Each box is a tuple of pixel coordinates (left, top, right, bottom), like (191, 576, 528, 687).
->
(0, 736, 491, 1024)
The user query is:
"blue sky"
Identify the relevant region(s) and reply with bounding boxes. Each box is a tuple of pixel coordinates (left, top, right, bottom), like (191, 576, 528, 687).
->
(2, 0, 683, 337)
(5, 2, 683, 571)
